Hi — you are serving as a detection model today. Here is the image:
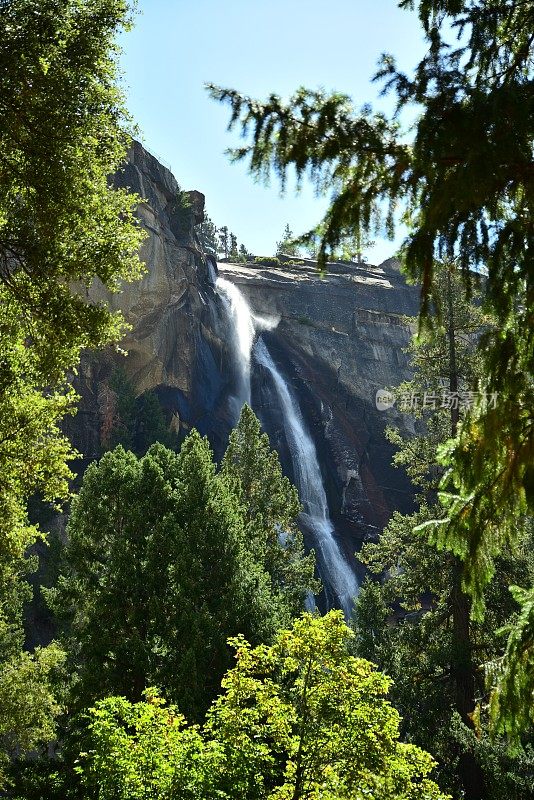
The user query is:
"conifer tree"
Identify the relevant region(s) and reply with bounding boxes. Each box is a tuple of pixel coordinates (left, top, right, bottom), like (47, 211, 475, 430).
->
(218, 226, 230, 258)
(51, 431, 301, 721)
(197, 213, 219, 256)
(221, 405, 319, 616)
(229, 231, 239, 259)
(275, 223, 300, 257)
(238, 243, 250, 261)
(353, 264, 534, 798)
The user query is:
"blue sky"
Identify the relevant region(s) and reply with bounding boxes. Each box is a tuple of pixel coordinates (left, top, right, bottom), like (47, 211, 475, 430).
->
(119, 1, 427, 263)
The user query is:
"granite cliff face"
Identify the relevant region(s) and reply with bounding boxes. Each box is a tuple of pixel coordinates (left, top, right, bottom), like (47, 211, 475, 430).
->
(68, 143, 420, 584)
(68, 142, 237, 461)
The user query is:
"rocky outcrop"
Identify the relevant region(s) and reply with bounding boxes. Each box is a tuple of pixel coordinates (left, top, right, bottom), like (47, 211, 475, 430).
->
(67, 142, 237, 461)
(91, 140, 219, 396)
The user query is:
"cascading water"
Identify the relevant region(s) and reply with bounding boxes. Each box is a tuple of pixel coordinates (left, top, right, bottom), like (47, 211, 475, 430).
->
(215, 271, 358, 617)
(254, 338, 359, 618)
(216, 275, 255, 415)
(206, 259, 218, 286)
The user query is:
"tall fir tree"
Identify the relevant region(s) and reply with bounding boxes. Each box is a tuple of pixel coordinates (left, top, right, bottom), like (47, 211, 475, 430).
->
(221, 405, 319, 616)
(51, 421, 315, 722)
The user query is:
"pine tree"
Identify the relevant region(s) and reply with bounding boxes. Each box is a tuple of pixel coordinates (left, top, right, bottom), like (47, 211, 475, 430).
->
(229, 231, 239, 260)
(238, 243, 250, 261)
(218, 226, 229, 259)
(221, 405, 319, 616)
(197, 212, 219, 256)
(275, 223, 300, 257)
(51, 431, 300, 721)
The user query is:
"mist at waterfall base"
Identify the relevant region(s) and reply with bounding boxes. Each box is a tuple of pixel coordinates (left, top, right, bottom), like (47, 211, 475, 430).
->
(215, 273, 359, 618)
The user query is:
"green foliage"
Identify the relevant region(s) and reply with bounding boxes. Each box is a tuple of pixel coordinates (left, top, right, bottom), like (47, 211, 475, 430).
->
(196, 213, 250, 262)
(229, 231, 239, 259)
(197, 212, 219, 257)
(106, 367, 177, 454)
(218, 225, 230, 258)
(254, 256, 282, 267)
(51, 415, 316, 721)
(0, 644, 65, 789)
(0, 0, 144, 379)
(207, 0, 534, 736)
(222, 405, 319, 616)
(386, 263, 487, 495)
(78, 690, 205, 800)
(207, 4, 531, 308)
(354, 264, 534, 796)
(0, 0, 144, 781)
(76, 613, 449, 800)
(238, 243, 252, 260)
(338, 231, 376, 262)
(356, 516, 534, 797)
(489, 585, 534, 741)
(275, 223, 301, 257)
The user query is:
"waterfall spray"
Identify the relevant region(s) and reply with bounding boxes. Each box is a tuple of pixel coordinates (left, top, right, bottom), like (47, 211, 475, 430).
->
(216, 275, 255, 413)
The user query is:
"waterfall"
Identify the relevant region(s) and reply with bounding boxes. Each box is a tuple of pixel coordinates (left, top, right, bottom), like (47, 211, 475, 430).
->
(254, 338, 359, 618)
(216, 275, 255, 414)
(215, 273, 358, 617)
(206, 259, 218, 286)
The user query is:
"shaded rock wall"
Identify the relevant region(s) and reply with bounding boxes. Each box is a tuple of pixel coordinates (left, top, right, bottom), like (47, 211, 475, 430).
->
(67, 142, 237, 462)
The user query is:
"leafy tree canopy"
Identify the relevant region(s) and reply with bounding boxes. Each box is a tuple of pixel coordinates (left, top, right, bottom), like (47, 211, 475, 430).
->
(77, 613, 450, 800)
(0, 0, 144, 779)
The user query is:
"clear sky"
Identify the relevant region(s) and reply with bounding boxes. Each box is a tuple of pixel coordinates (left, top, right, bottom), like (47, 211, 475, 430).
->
(119, 1, 427, 263)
